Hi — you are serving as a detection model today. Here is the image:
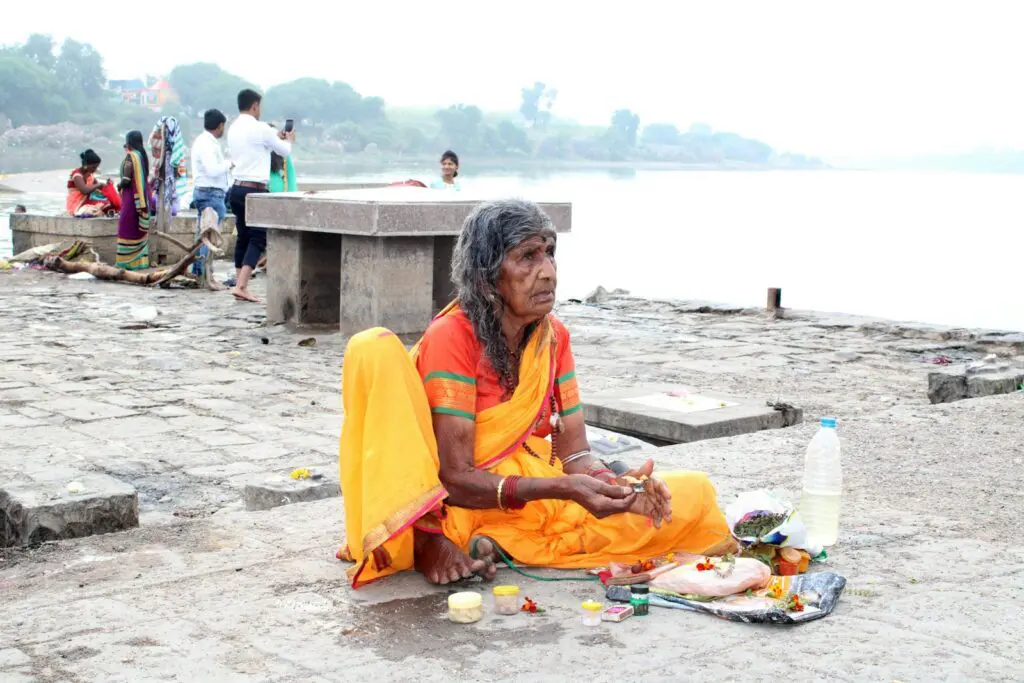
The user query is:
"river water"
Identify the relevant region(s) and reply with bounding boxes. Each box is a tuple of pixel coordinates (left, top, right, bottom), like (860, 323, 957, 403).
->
(3, 168, 1022, 331)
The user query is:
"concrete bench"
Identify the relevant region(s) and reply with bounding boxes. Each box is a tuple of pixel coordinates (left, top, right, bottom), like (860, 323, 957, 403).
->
(10, 213, 237, 265)
(246, 188, 572, 335)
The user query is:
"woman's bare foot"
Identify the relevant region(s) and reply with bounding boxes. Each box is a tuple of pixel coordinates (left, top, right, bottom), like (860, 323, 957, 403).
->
(231, 287, 260, 303)
(414, 530, 497, 585)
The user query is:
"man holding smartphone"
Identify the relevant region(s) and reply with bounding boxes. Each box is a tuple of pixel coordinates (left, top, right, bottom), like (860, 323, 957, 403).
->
(226, 88, 295, 303)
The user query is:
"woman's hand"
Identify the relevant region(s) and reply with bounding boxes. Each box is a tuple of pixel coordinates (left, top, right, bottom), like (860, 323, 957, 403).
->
(617, 458, 673, 528)
(565, 474, 636, 518)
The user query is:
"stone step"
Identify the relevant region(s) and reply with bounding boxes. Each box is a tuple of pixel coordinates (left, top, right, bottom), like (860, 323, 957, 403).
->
(0, 472, 139, 547)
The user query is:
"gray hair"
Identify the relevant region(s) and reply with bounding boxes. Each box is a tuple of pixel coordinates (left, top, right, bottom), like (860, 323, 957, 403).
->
(451, 199, 556, 391)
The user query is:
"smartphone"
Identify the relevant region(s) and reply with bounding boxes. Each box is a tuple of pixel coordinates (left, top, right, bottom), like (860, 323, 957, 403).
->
(284, 119, 294, 133)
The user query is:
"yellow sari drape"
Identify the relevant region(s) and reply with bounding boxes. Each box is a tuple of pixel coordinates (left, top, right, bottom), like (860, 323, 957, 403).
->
(338, 305, 731, 587)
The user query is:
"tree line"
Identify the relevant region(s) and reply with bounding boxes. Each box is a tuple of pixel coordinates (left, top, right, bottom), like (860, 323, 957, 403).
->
(0, 34, 822, 168)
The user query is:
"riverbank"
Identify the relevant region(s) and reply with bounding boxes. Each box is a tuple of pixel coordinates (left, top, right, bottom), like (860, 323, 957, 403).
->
(0, 268, 1021, 680)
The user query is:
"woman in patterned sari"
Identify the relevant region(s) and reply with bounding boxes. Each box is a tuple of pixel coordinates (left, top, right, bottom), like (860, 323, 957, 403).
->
(338, 199, 735, 587)
(115, 131, 152, 270)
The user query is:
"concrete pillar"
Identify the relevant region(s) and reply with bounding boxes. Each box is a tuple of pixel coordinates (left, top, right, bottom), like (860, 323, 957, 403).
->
(340, 235, 434, 335)
(432, 235, 458, 315)
(266, 229, 342, 326)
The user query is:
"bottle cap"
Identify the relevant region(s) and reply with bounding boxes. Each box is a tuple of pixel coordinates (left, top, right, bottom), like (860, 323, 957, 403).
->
(631, 584, 650, 594)
(492, 585, 520, 597)
(448, 592, 482, 610)
(581, 600, 603, 612)
(820, 416, 837, 428)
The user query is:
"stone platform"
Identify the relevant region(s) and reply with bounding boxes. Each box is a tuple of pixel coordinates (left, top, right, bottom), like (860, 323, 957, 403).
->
(246, 187, 571, 334)
(0, 472, 138, 547)
(10, 213, 237, 266)
(1, 273, 1023, 679)
(583, 384, 802, 444)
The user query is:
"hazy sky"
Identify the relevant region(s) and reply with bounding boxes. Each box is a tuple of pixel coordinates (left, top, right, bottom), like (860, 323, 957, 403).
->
(4, 1, 1023, 160)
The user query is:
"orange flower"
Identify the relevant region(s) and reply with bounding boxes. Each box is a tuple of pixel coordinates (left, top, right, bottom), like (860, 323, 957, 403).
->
(695, 557, 716, 571)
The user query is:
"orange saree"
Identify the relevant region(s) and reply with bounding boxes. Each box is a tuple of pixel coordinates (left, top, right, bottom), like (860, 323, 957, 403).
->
(337, 304, 731, 587)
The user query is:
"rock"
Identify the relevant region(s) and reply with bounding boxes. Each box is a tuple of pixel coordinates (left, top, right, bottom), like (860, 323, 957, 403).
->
(967, 370, 1024, 399)
(0, 473, 139, 547)
(242, 475, 340, 511)
(583, 286, 610, 304)
(131, 306, 159, 323)
(833, 350, 861, 362)
(927, 369, 968, 404)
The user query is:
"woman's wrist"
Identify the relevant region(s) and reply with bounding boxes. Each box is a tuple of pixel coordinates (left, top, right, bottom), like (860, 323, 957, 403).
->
(561, 451, 596, 475)
(516, 475, 574, 503)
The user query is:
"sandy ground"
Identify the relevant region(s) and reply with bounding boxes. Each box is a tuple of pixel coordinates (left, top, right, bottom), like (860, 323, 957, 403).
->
(0, 269, 1022, 682)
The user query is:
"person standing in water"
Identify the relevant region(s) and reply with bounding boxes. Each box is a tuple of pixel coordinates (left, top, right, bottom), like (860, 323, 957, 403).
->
(429, 150, 460, 190)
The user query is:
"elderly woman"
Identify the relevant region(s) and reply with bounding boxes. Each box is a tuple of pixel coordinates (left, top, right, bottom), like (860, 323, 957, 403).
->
(338, 199, 733, 587)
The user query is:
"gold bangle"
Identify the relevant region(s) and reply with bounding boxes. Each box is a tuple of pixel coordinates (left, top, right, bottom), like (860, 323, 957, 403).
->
(496, 477, 507, 511)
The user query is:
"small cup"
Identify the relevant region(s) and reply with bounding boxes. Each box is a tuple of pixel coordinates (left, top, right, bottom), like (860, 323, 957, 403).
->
(581, 600, 603, 627)
(492, 585, 521, 615)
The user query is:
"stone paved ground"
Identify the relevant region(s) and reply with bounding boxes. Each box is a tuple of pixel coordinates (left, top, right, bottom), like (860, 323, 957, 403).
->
(1, 269, 1022, 682)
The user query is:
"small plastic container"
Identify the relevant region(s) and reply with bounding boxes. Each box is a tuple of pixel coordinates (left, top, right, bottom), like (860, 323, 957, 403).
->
(447, 592, 483, 624)
(492, 585, 521, 615)
(630, 584, 650, 616)
(581, 600, 603, 627)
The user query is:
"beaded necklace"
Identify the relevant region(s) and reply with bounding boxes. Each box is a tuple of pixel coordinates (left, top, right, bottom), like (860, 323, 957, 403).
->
(502, 345, 563, 466)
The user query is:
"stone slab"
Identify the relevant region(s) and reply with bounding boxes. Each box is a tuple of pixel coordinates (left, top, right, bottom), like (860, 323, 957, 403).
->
(246, 187, 572, 237)
(0, 472, 139, 547)
(583, 384, 802, 445)
(584, 425, 656, 457)
(242, 472, 340, 511)
(35, 396, 138, 422)
(928, 366, 1024, 404)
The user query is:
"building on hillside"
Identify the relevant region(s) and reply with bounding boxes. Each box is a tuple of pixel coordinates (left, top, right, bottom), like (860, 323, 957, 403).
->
(106, 78, 178, 112)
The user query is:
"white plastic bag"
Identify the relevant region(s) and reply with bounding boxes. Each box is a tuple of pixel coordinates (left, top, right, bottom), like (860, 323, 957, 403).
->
(725, 490, 822, 557)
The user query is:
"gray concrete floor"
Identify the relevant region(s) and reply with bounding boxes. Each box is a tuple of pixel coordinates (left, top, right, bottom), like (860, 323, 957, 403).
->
(1, 270, 1022, 682)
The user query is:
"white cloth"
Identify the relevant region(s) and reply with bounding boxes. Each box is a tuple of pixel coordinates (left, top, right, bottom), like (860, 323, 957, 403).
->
(226, 113, 292, 185)
(190, 131, 232, 191)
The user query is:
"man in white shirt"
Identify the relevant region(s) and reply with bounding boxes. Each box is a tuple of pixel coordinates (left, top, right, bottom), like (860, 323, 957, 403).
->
(226, 88, 294, 303)
(190, 108, 231, 281)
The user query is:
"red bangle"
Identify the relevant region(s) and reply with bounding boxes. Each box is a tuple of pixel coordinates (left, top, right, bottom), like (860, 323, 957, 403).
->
(589, 468, 614, 480)
(503, 475, 526, 510)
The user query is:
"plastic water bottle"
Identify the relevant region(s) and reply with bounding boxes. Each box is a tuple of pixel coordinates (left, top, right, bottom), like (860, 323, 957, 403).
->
(800, 417, 842, 546)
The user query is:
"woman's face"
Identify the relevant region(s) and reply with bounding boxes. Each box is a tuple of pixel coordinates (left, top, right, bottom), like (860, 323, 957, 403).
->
(84, 162, 99, 174)
(441, 158, 458, 179)
(496, 232, 557, 322)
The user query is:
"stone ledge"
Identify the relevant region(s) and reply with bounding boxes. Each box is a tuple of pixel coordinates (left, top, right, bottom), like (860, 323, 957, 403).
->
(247, 188, 572, 236)
(928, 365, 1024, 404)
(583, 385, 802, 445)
(241, 470, 340, 511)
(10, 213, 238, 265)
(0, 473, 139, 547)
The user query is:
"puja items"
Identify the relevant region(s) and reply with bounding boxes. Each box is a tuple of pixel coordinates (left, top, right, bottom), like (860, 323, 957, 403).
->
(630, 584, 650, 616)
(650, 556, 771, 597)
(601, 605, 634, 622)
(597, 554, 682, 586)
(606, 571, 848, 625)
(447, 592, 483, 624)
(581, 601, 603, 627)
(725, 490, 823, 574)
(492, 585, 521, 615)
